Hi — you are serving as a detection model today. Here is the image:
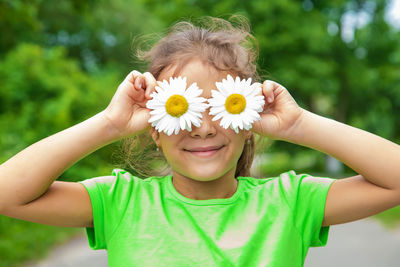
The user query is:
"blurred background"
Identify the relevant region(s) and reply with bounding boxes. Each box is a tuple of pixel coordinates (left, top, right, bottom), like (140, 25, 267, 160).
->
(0, 0, 399, 266)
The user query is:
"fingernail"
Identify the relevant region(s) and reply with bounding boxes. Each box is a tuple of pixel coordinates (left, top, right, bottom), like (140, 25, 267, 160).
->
(267, 97, 273, 103)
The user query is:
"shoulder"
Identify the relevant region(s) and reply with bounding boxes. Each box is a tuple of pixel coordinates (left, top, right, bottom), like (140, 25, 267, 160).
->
(236, 172, 292, 196)
(238, 170, 303, 188)
(79, 169, 168, 189)
(239, 171, 336, 199)
(78, 169, 169, 206)
(274, 170, 336, 192)
(79, 169, 140, 190)
(275, 171, 336, 211)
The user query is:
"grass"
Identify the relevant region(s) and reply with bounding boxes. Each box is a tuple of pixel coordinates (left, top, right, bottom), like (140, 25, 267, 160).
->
(0, 215, 81, 267)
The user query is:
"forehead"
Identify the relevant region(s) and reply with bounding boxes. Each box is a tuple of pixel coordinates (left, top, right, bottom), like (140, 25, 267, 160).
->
(158, 59, 234, 98)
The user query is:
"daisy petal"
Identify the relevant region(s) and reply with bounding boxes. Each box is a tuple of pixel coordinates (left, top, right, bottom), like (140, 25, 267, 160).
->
(147, 76, 208, 135)
(209, 74, 267, 133)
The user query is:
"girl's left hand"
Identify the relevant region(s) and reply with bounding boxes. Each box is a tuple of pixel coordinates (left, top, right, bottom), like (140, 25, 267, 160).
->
(252, 80, 305, 141)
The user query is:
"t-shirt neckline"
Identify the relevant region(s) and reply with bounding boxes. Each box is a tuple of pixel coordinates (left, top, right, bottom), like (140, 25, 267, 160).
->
(166, 175, 244, 206)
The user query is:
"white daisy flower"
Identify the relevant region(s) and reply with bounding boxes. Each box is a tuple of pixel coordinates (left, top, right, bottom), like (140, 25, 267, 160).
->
(208, 74, 265, 134)
(146, 76, 209, 136)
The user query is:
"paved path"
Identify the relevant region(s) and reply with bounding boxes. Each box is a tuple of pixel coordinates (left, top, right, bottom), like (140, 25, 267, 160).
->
(25, 218, 400, 267)
(305, 217, 400, 266)
(25, 230, 107, 267)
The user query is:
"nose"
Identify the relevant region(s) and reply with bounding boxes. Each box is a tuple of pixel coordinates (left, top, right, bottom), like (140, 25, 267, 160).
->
(190, 110, 217, 139)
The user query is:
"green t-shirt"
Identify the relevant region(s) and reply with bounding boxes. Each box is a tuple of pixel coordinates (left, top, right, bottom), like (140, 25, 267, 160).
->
(79, 169, 336, 267)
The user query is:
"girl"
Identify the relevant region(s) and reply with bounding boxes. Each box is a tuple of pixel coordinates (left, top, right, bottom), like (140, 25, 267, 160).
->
(1, 16, 400, 267)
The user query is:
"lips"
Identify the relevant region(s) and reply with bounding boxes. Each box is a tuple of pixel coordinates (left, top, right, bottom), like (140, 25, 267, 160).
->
(184, 145, 224, 152)
(184, 145, 225, 158)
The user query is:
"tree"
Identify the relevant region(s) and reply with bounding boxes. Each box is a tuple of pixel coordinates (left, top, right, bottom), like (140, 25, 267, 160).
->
(0, 43, 120, 179)
(138, 0, 400, 175)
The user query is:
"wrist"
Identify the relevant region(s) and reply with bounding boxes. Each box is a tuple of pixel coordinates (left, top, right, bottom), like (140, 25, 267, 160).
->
(93, 111, 125, 144)
(281, 108, 313, 145)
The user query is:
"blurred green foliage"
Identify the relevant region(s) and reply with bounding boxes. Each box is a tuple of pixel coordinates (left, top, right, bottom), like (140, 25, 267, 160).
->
(0, 43, 121, 179)
(1, 0, 399, 177)
(1, 0, 400, 265)
(140, 0, 400, 175)
(373, 206, 400, 229)
(0, 216, 80, 267)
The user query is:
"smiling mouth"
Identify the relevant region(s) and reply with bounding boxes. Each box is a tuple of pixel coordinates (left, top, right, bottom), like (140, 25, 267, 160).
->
(184, 145, 225, 158)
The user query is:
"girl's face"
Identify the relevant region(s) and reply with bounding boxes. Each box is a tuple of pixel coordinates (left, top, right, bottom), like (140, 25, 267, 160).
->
(150, 59, 251, 182)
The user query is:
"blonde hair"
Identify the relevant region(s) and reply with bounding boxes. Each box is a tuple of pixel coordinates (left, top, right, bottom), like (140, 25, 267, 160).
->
(116, 15, 268, 178)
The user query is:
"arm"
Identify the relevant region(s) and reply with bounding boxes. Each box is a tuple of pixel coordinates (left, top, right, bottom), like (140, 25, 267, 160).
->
(289, 109, 400, 226)
(0, 112, 118, 208)
(0, 70, 156, 227)
(291, 109, 400, 190)
(253, 80, 400, 227)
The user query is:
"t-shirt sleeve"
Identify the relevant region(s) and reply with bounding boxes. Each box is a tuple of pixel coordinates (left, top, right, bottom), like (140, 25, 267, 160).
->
(78, 169, 136, 250)
(279, 170, 337, 248)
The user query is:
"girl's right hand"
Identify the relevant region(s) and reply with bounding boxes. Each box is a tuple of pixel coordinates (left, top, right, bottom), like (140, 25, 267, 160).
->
(103, 70, 157, 139)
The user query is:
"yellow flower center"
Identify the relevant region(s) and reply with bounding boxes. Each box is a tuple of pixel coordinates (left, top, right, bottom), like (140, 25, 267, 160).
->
(165, 94, 188, 117)
(225, 94, 246, 114)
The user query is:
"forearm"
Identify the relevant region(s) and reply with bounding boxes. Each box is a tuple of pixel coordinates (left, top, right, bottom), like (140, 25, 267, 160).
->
(0, 111, 120, 207)
(289, 108, 400, 190)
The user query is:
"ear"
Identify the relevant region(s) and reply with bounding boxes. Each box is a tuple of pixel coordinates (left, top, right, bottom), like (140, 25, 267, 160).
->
(149, 127, 161, 146)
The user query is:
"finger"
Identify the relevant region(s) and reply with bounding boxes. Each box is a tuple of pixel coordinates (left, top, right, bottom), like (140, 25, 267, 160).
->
(250, 82, 266, 110)
(133, 77, 146, 103)
(135, 76, 146, 90)
(262, 80, 275, 104)
(125, 70, 142, 84)
(142, 72, 157, 99)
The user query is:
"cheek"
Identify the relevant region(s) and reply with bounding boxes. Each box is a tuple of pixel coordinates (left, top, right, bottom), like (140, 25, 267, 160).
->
(231, 141, 246, 162)
(160, 143, 183, 166)
(227, 135, 247, 160)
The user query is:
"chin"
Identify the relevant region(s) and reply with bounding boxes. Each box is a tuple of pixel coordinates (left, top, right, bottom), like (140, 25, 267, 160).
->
(186, 169, 229, 182)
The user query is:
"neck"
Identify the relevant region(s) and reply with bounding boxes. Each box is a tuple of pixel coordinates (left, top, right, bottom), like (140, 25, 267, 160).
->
(171, 169, 238, 200)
